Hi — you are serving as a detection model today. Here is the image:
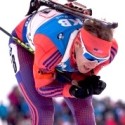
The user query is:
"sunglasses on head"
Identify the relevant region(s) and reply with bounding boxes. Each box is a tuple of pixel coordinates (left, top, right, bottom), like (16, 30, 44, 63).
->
(80, 33, 110, 63)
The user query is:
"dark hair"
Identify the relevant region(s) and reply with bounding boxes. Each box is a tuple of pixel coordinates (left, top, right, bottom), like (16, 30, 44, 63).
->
(83, 19, 114, 41)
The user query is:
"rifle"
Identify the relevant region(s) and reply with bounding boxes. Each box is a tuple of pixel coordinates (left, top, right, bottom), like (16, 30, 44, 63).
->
(27, 0, 118, 29)
(0, 0, 118, 54)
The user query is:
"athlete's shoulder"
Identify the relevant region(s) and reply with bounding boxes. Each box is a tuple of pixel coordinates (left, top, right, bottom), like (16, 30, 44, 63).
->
(112, 38, 118, 48)
(15, 16, 28, 31)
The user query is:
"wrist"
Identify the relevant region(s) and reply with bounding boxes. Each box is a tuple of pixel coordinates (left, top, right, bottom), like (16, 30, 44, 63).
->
(63, 84, 73, 97)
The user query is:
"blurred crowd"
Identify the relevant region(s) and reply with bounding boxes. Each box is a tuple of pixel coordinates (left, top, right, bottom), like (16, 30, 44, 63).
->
(0, 85, 125, 125)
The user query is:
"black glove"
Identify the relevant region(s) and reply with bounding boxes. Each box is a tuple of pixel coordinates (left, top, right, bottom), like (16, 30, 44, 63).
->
(78, 75, 106, 95)
(93, 79, 106, 94)
(69, 85, 92, 99)
(69, 75, 106, 99)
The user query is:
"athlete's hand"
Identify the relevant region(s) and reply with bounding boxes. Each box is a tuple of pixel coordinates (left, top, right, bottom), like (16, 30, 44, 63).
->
(69, 75, 106, 99)
(78, 75, 106, 95)
(69, 84, 94, 99)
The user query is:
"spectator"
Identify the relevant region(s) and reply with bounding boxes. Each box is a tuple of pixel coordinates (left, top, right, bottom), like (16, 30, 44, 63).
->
(0, 101, 8, 121)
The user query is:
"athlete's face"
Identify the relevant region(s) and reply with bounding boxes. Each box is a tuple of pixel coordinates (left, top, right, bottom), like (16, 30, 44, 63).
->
(75, 42, 98, 73)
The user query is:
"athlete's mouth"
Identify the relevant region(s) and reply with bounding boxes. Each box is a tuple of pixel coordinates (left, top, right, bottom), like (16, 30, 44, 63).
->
(83, 65, 90, 70)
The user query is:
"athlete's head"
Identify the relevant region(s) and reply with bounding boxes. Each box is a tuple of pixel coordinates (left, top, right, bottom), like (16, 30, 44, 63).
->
(74, 19, 114, 73)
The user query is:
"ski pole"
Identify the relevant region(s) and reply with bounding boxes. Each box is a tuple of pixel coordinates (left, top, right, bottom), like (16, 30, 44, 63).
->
(0, 27, 34, 54)
(0, 26, 72, 82)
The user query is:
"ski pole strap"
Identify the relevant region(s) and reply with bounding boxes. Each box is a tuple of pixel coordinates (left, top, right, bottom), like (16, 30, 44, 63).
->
(0, 27, 34, 54)
(39, 0, 118, 29)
